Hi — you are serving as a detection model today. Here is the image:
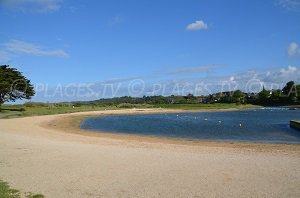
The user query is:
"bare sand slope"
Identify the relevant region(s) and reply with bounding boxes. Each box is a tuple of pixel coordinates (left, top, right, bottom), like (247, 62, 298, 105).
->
(0, 109, 300, 198)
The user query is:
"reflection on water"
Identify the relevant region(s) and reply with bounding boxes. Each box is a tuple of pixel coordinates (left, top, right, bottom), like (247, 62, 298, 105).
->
(81, 108, 300, 143)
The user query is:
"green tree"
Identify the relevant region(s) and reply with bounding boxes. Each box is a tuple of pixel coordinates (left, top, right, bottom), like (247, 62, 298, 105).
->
(185, 93, 196, 103)
(232, 90, 245, 103)
(296, 84, 300, 102)
(0, 65, 35, 109)
(282, 81, 297, 103)
(258, 86, 270, 103)
(269, 89, 281, 103)
(282, 81, 295, 96)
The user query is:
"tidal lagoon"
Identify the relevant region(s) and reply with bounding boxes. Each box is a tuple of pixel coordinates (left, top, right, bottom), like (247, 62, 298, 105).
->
(81, 108, 300, 144)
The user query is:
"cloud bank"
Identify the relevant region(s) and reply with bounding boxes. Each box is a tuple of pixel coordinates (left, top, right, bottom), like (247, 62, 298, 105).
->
(32, 66, 300, 102)
(288, 42, 300, 57)
(275, 0, 300, 10)
(4, 39, 68, 58)
(168, 65, 217, 75)
(0, 0, 62, 13)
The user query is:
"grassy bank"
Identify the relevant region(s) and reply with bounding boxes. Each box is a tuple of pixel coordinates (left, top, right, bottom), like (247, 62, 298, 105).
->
(0, 180, 44, 198)
(0, 103, 260, 119)
(0, 105, 118, 119)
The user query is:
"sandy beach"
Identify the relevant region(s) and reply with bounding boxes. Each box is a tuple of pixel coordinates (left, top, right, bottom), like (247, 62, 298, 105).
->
(1, 108, 300, 197)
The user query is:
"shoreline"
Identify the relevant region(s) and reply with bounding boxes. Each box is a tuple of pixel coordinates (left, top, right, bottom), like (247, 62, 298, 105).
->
(1, 108, 300, 197)
(42, 108, 300, 152)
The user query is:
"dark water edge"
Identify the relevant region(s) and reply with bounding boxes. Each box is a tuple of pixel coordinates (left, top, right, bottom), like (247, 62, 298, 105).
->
(80, 108, 300, 144)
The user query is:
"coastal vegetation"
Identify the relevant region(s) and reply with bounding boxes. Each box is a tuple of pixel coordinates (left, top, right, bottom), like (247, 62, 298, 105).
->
(47, 81, 299, 107)
(0, 65, 299, 118)
(0, 65, 35, 111)
(0, 180, 44, 198)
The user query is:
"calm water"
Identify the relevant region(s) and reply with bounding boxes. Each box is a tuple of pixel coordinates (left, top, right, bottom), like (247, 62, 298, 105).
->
(81, 108, 300, 143)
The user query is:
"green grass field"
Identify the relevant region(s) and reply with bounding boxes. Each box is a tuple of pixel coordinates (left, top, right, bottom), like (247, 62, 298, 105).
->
(0, 103, 259, 119)
(0, 180, 44, 198)
(0, 105, 119, 119)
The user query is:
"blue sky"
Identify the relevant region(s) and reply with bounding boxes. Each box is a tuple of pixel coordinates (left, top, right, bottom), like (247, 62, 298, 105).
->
(0, 0, 300, 102)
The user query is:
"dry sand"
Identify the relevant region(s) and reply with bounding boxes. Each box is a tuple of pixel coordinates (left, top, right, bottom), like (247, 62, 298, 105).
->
(0, 108, 300, 197)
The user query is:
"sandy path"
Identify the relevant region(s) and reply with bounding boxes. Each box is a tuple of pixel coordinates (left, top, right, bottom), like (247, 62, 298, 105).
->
(0, 109, 300, 197)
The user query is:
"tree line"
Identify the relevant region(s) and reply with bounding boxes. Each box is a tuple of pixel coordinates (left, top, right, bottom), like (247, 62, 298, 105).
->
(76, 81, 300, 106)
(1, 65, 299, 109)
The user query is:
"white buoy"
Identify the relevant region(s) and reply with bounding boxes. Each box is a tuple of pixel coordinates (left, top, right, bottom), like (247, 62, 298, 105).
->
(218, 121, 222, 123)
(204, 118, 208, 121)
(239, 123, 242, 127)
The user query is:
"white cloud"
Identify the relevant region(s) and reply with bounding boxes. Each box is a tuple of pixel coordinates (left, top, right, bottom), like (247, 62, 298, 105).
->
(275, 0, 300, 10)
(186, 20, 208, 31)
(101, 76, 141, 84)
(162, 66, 300, 95)
(4, 39, 68, 58)
(280, 65, 298, 73)
(0, 0, 62, 13)
(31, 66, 300, 102)
(288, 42, 300, 57)
(168, 65, 217, 75)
